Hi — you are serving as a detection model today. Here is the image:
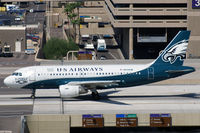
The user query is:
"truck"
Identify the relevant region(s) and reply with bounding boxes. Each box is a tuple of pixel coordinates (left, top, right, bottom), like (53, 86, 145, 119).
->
(97, 39, 106, 51)
(0, 45, 13, 57)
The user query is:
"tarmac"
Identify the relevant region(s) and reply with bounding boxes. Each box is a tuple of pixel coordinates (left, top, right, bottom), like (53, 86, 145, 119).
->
(0, 85, 200, 115)
(3, 85, 198, 114)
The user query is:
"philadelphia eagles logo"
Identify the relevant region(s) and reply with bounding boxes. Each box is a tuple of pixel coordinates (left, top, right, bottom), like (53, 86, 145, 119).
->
(162, 40, 188, 64)
(15, 78, 28, 84)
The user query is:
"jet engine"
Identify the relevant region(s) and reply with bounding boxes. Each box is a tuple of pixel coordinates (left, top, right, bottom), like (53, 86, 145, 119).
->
(59, 84, 88, 98)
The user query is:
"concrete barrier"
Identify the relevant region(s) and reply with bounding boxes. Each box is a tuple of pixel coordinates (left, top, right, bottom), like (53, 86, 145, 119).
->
(25, 113, 200, 133)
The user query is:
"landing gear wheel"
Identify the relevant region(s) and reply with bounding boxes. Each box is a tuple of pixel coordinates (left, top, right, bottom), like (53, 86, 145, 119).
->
(92, 91, 100, 100)
(31, 95, 35, 99)
(31, 89, 36, 99)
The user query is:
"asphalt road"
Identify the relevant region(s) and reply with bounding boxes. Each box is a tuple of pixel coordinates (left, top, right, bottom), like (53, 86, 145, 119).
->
(25, 2, 46, 25)
(0, 53, 39, 67)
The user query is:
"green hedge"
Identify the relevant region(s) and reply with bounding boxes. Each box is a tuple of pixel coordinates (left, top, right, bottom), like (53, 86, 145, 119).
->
(43, 38, 79, 60)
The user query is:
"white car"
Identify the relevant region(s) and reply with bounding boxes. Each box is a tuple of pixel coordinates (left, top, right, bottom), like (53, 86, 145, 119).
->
(25, 49, 36, 55)
(84, 43, 94, 50)
(15, 17, 21, 21)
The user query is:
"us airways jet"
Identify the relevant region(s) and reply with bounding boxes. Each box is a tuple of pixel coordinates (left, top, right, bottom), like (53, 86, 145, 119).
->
(4, 31, 195, 99)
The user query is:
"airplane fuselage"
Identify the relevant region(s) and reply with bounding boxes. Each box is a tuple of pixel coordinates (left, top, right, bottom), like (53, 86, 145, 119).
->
(4, 63, 194, 90)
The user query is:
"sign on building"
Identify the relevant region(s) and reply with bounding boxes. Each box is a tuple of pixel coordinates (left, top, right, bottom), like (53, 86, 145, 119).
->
(82, 114, 104, 128)
(116, 114, 138, 127)
(192, 0, 200, 9)
(150, 114, 172, 127)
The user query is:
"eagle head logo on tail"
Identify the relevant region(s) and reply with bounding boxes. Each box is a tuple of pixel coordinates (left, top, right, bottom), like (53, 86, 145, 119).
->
(162, 40, 188, 64)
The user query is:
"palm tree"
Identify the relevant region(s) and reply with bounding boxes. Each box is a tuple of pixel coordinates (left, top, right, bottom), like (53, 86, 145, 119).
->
(64, 2, 82, 40)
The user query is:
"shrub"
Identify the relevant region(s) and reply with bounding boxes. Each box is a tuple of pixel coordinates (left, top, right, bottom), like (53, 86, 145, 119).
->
(43, 38, 79, 59)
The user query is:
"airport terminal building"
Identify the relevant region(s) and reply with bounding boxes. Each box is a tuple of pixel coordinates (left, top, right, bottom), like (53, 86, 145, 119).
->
(103, 0, 200, 59)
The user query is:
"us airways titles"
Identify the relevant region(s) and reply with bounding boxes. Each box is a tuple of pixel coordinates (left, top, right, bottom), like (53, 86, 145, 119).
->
(57, 67, 103, 72)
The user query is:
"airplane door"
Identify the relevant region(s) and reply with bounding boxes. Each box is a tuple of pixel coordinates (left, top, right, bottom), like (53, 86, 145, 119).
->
(148, 67, 154, 80)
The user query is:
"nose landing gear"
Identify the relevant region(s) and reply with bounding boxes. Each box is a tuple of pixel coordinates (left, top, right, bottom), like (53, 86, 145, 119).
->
(31, 89, 35, 99)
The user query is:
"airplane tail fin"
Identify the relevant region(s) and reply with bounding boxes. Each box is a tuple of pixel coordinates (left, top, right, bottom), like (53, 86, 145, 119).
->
(151, 30, 191, 66)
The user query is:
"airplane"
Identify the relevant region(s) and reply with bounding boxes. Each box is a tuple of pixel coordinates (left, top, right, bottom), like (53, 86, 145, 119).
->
(4, 31, 195, 100)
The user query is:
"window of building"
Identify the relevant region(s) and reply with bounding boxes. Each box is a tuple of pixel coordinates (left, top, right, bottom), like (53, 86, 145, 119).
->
(133, 3, 187, 8)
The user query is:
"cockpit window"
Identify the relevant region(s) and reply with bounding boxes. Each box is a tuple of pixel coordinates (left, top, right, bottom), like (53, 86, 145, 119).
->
(12, 72, 22, 76)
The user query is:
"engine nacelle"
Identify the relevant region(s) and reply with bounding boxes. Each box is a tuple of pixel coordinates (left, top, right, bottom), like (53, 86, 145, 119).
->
(59, 84, 88, 98)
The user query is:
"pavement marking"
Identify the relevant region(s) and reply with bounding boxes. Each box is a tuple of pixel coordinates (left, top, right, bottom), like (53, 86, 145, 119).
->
(0, 101, 33, 106)
(0, 94, 31, 98)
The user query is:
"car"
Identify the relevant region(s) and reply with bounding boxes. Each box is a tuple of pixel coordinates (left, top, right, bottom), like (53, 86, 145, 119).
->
(92, 35, 99, 42)
(25, 49, 36, 55)
(100, 55, 106, 60)
(15, 17, 21, 21)
(29, 9, 34, 13)
(84, 43, 94, 50)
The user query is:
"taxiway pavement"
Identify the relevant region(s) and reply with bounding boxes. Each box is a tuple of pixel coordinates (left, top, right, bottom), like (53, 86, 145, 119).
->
(32, 85, 200, 114)
(1, 85, 200, 115)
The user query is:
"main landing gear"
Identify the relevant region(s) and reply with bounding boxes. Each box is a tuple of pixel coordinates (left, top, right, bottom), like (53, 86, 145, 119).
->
(31, 89, 36, 99)
(91, 90, 100, 100)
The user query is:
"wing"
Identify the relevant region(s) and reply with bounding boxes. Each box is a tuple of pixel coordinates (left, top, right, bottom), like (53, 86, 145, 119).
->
(67, 80, 121, 89)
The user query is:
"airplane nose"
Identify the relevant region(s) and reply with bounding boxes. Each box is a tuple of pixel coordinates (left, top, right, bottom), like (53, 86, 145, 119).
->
(4, 76, 13, 87)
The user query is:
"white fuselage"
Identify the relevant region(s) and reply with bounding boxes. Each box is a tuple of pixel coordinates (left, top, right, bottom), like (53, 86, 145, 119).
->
(4, 64, 151, 89)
